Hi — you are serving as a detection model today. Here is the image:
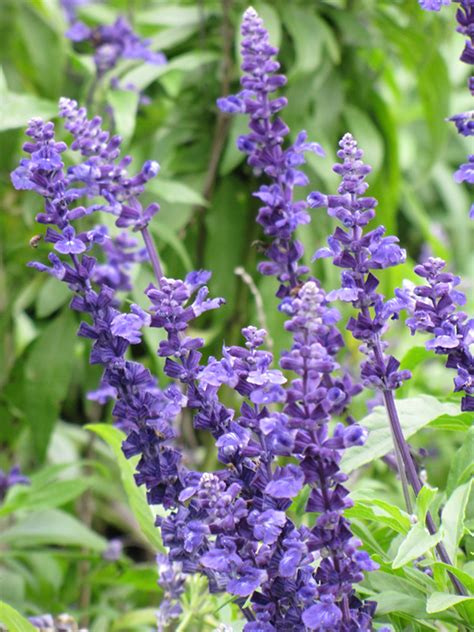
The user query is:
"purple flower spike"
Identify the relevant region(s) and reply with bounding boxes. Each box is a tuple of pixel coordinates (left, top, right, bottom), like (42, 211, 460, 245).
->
(421, 1, 474, 217)
(309, 134, 411, 392)
(218, 7, 324, 298)
(398, 257, 474, 411)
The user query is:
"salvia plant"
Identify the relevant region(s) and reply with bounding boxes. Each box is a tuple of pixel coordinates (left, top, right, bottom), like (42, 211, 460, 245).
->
(1, 2, 473, 632)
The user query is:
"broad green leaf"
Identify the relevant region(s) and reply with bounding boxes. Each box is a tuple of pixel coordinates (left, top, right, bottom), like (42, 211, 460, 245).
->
(283, 6, 324, 76)
(416, 485, 438, 524)
(0, 602, 36, 632)
(0, 91, 56, 132)
(346, 499, 411, 535)
(137, 6, 213, 27)
(344, 105, 383, 173)
(219, 116, 249, 176)
(122, 51, 218, 92)
(392, 524, 442, 569)
(428, 412, 473, 432)
(35, 277, 70, 318)
(107, 89, 139, 147)
(111, 608, 158, 631)
(0, 509, 106, 550)
(0, 570, 25, 608)
(447, 428, 474, 495)
(441, 481, 473, 561)
(372, 590, 427, 617)
(204, 177, 249, 315)
(426, 592, 474, 614)
(148, 177, 207, 206)
(5, 309, 77, 462)
(0, 478, 89, 517)
(151, 221, 193, 272)
(341, 396, 463, 473)
(152, 25, 198, 50)
(432, 562, 474, 594)
(86, 423, 164, 552)
(254, 2, 281, 48)
(399, 345, 432, 372)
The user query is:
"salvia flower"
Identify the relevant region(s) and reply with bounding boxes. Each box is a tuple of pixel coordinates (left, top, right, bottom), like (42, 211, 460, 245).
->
(311, 134, 468, 597)
(399, 257, 474, 411)
(218, 7, 360, 422)
(278, 281, 376, 630)
(309, 133, 411, 393)
(67, 16, 166, 77)
(420, 1, 474, 217)
(217, 7, 324, 298)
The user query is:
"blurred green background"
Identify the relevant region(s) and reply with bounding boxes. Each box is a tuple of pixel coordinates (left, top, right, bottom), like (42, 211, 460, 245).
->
(0, 0, 472, 629)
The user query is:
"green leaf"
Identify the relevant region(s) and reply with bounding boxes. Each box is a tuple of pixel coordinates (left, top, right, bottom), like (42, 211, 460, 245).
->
(0, 509, 106, 551)
(416, 485, 438, 524)
(35, 277, 71, 318)
(341, 395, 463, 473)
(219, 116, 248, 176)
(399, 346, 432, 372)
(0, 477, 89, 517)
(136, 6, 213, 27)
(150, 221, 193, 272)
(204, 177, 249, 315)
(148, 177, 207, 206)
(346, 499, 411, 535)
(122, 51, 218, 92)
(4, 309, 77, 462)
(426, 592, 474, 614)
(0, 90, 56, 132)
(283, 6, 324, 76)
(447, 428, 474, 495)
(107, 89, 139, 147)
(441, 480, 473, 561)
(111, 608, 158, 631)
(372, 590, 427, 617)
(428, 412, 473, 432)
(0, 601, 36, 632)
(392, 524, 442, 569)
(254, 2, 281, 48)
(343, 105, 383, 173)
(86, 423, 164, 552)
(432, 562, 474, 594)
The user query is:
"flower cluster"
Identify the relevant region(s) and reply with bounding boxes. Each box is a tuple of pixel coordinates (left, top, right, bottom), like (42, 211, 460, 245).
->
(12, 98, 379, 629)
(399, 257, 473, 411)
(67, 16, 166, 77)
(218, 7, 360, 418)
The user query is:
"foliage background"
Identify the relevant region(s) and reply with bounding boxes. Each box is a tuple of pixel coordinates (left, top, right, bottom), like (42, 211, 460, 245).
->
(0, 0, 472, 630)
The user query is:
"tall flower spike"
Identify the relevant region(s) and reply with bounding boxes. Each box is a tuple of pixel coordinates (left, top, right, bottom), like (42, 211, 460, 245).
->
(309, 134, 467, 596)
(419, 1, 474, 217)
(400, 257, 473, 411)
(279, 281, 377, 631)
(218, 7, 324, 298)
(218, 8, 360, 422)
